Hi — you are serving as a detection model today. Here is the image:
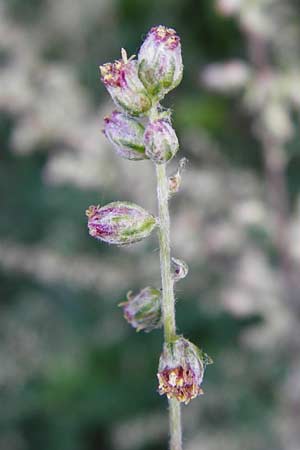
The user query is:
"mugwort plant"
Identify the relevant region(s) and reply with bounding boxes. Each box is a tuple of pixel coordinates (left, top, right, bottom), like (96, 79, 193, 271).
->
(86, 26, 212, 450)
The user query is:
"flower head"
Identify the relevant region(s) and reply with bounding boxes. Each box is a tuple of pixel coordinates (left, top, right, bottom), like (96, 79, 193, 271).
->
(157, 337, 212, 404)
(138, 25, 183, 99)
(144, 118, 179, 164)
(119, 287, 162, 332)
(86, 202, 156, 246)
(100, 49, 152, 116)
(103, 111, 147, 160)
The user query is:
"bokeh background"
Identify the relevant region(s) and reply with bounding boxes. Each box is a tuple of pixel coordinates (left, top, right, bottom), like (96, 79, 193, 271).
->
(1, 0, 300, 449)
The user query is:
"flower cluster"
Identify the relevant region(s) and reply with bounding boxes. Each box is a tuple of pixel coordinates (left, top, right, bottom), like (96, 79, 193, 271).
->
(100, 26, 182, 163)
(85, 25, 212, 408)
(158, 337, 212, 404)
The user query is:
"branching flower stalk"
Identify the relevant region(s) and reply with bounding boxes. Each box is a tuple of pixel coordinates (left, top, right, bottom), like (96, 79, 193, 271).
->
(86, 25, 212, 450)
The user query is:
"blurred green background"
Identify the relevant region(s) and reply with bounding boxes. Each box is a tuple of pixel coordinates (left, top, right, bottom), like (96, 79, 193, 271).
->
(1, 0, 300, 449)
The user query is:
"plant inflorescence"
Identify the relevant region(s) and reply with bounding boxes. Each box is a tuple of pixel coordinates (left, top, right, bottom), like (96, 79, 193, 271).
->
(86, 25, 212, 450)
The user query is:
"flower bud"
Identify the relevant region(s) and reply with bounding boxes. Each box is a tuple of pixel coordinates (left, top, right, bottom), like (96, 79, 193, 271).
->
(157, 337, 212, 404)
(168, 157, 188, 195)
(171, 257, 189, 282)
(103, 111, 147, 160)
(168, 173, 181, 195)
(138, 25, 183, 99)
(86, 202, 156, 246)
(144, 119, 179, 164)
(100, 49, 152, 116)
(119, 287, 162, 332)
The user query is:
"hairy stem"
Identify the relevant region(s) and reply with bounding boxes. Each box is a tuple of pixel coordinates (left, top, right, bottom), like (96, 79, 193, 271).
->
(156, 161, 182, 450)
(156, 163, 176, 342)
(169, 398, 182, 450)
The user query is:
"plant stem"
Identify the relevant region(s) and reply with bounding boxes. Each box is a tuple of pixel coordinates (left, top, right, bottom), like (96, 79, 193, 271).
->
(156, 163, 176, 342)
(169, 398, 183, 450)
(156, 162, 182, 450)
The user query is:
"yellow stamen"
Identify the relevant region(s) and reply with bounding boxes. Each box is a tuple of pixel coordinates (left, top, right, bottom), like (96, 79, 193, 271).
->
(157, 28, 166, 38)
(104, 74, 113, 82)
(99, 64, 111, 76)
(167, 36, 177, 45)
(177, 377, 184, 387)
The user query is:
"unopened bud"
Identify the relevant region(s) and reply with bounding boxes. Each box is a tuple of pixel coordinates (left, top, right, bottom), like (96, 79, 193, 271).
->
(157, 337, 212, 404)
(119, 287, 162, 332)
(86, 202, 156, 246)
(144, 119, 179, 164)
(138, 25, 183, 99)
(103, 111, 147, 160)
(169, 173, 181, 194)
(168, 157, 188, 194)
(171, 257, 189, 282)
(100, 49, 152, 116)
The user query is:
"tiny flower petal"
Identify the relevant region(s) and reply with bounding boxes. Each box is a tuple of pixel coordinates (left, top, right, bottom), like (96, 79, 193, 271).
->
(86, 202, 157, 246)
(119, 287, 162, 332)
(100, 50, 152, 116)
(138, 25, 183, 99)
(157, 337, 212, 404)
(103, 111, 147, 160)
(144, 119, 179, 164)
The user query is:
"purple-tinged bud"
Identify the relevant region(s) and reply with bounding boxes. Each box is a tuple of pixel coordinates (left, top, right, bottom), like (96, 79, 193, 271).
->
(119, 287, 162, 332)
(157, 337, 212, 404)
(103, 111, 147, 160)
(138, 25, 183, 99)
(168, 157, 188, 195)
(100, 49, 152, 116)
(171, 257, 189, 282)
(144, 119, 179, 164)
(85, 202, 156, 246)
